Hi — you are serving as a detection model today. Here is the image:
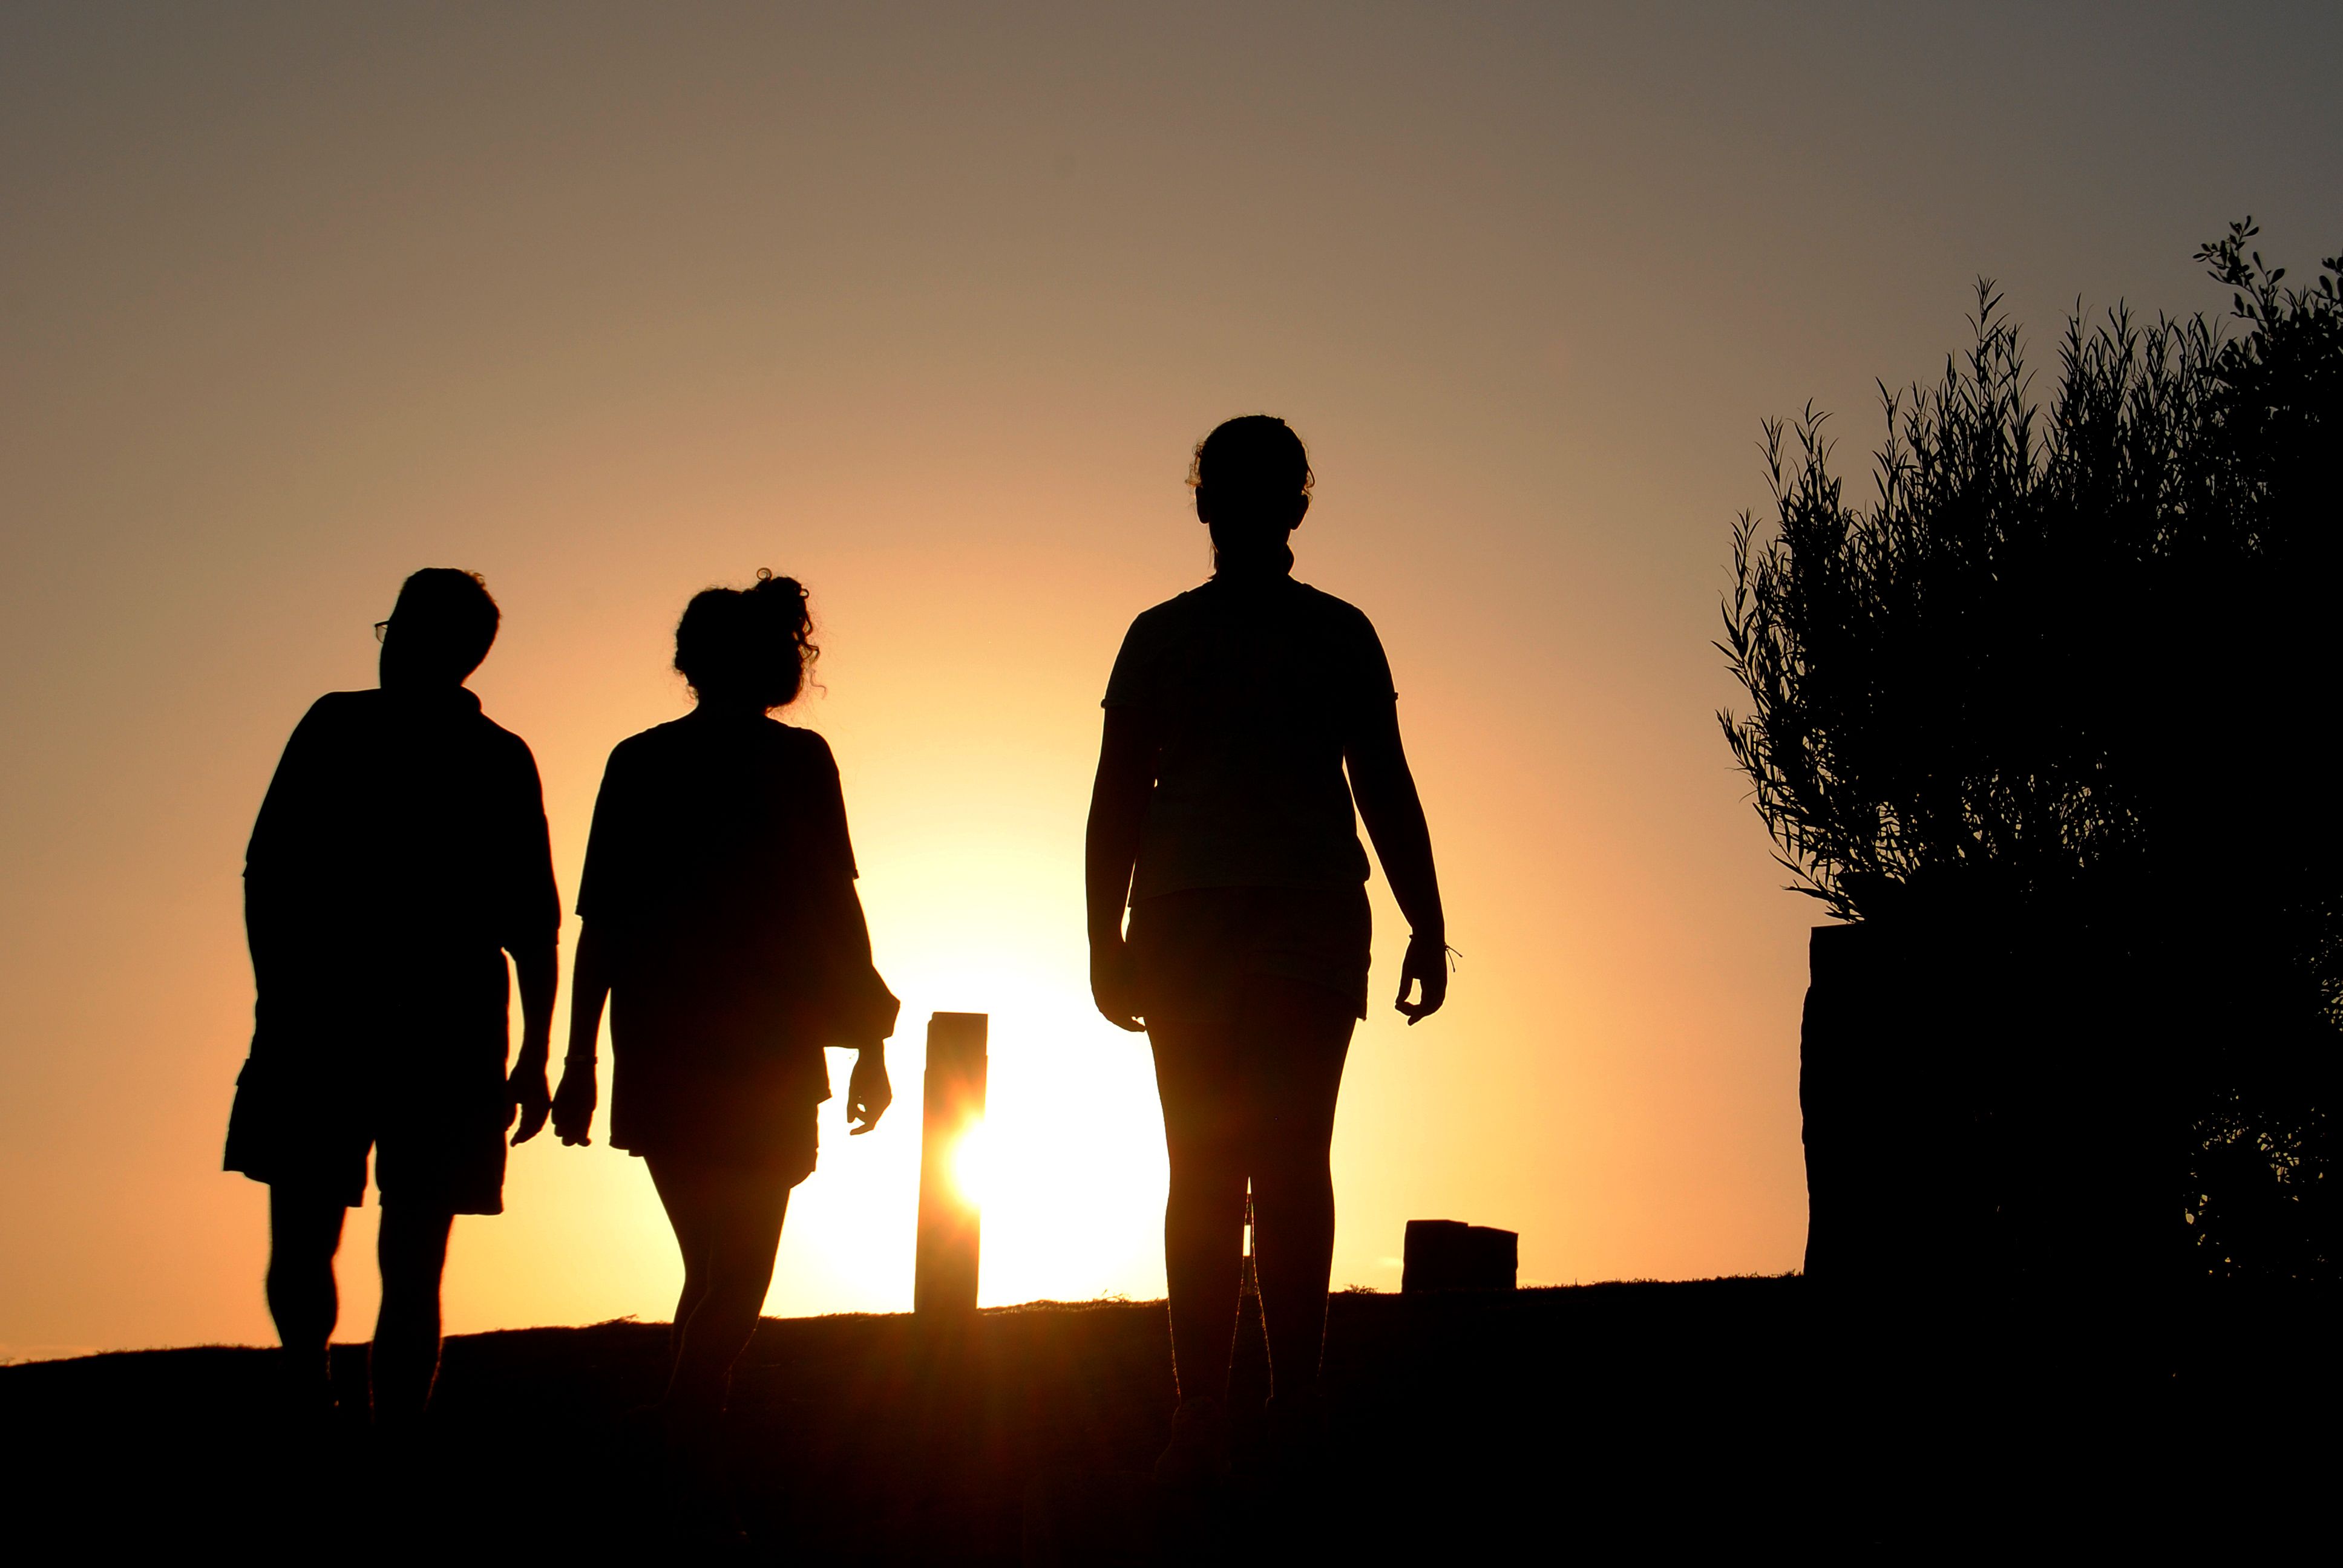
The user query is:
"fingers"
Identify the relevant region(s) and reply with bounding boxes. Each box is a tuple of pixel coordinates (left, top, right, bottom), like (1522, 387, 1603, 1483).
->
(508, 1070, 551, 1144)
(1093, 1000, 1145, 1031)
(847, 1062, 892, 1134)
(510, 1099, 549, 1146)
(1090, 964, 1146, 1032)
(1394, 953, 1448, 1024)
(550, 1077, 596, 1146)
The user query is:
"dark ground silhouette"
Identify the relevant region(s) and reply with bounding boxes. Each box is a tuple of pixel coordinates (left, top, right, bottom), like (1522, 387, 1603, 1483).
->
(5, 1278, 2329, 1559)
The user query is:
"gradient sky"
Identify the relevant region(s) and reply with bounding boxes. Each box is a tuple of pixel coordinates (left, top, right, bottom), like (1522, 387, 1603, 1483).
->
(4, 3, 2338, 1358)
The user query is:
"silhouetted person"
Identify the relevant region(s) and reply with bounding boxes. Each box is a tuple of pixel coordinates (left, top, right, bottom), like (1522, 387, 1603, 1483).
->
(552, 570, 897, 1542)
(224, 569, 559, 1435)
(1086, 416, 1449, 1491)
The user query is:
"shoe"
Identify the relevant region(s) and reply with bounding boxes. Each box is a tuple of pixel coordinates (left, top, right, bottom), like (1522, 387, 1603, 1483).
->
(617, 1400, 665, 1459)
(272, 1349, 335, 1428)
(1152, 1396, 1233, 1494)
(662, 1410, 750, 1550)
(1262, 1385, 1328, 1479)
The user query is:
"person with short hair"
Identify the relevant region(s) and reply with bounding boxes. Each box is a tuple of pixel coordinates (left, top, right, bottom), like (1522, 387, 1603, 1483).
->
(1086, 416, 1450, 1490)
(553, 569, 897, 1541)
(225, 567, 560, 1432)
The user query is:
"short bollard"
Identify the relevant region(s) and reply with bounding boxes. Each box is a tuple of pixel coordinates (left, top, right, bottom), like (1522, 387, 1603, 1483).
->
(914, 1011, 989, 1316)
(1401, 1219, 1518, 1292)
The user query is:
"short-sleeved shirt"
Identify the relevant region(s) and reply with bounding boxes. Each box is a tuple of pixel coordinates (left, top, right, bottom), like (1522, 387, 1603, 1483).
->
(228, 685, 559, 1213)
(1104, 574, 1397, 903)
(576, 710, 897, 1158)
(243, 685, 560, 1060)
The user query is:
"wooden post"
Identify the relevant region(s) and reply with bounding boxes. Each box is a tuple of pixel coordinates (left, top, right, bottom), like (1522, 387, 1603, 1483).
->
(1400, 1220, 1518, 1292)
(914, 1011, 988, 1316)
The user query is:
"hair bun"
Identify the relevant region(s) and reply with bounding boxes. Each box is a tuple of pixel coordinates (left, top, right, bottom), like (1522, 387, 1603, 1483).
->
(673, 570, 818, 708)
(749, 567, 807, 603)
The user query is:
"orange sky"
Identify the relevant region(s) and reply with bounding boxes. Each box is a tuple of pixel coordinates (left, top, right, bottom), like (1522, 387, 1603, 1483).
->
(4, 4, 2338, 1357)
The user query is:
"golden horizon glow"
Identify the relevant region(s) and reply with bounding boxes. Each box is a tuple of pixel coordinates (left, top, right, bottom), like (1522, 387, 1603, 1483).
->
(7, 5, 2332, 1356)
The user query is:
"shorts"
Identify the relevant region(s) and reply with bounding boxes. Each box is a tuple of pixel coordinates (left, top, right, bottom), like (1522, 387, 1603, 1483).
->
(1127, 884, 1372, 1021)
(608, 1032, 828, 1183)
(632, 1100, 821, 1188)
(223, 1048, 510, 1215)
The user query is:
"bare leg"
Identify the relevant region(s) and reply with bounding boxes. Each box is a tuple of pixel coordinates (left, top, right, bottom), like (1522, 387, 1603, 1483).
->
(266, 1187, 347, 1405)
(372, 1206, 454, 1429)
(647, 1155, 791, 1427)
(662, 1174, 717, 1362)
(1237, 977, 1355, 1400)
(1148, 1013, 1250, 1403)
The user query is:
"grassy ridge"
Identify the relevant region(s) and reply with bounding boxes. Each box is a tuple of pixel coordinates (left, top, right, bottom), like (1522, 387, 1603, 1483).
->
(4, 1277, 2327, 1558)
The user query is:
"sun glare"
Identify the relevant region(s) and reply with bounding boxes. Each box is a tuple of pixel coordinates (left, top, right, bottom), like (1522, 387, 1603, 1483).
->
(952, 1121, 992, 1207)
(691, 796, 1190, 1318)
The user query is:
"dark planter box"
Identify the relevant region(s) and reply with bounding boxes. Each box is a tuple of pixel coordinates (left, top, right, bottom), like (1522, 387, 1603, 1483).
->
(1800, 922, 2178, 1285)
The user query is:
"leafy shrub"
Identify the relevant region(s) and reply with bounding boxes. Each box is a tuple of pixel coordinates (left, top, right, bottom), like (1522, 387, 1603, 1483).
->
(1721, 222, 2341, 1276)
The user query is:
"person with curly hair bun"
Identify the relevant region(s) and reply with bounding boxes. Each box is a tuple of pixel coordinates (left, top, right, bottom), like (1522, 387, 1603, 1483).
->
(554, 570, 897, 1541)
(1086, 416, 1450, 1494)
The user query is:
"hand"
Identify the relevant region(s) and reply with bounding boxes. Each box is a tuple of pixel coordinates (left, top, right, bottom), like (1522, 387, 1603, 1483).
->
(847, 1050, 893, 1135)
(1395, 932, 1449, 1024)
(506, 1058, 551, 1145)
(551, 1062, 598, 1146)
(1090, 939, 1144, 1033)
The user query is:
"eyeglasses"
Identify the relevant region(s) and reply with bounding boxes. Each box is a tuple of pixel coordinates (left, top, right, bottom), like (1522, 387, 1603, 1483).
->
(373, 620, 392, 644)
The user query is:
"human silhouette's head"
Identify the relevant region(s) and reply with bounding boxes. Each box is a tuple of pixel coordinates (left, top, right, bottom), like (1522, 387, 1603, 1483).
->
(378, 569, 500, 690)
(675, 569, 818, 711)
(1190, 415, 1312, 575)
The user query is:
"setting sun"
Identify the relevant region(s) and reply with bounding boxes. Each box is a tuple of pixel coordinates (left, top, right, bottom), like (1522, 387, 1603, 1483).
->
(952, 1121, 992, 1207)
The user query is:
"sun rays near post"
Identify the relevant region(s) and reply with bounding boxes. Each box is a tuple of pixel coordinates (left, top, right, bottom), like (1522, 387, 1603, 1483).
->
(915, 1013, 989, 1316)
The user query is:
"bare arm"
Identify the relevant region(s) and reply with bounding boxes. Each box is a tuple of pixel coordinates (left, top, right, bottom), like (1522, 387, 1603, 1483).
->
(1346, 701, 1449, 1022)
(828, 878, 896, 1134)
(244, 699, 336, 991)
(505, 939, 558, 1143)
(514, 942, 558, 1054)
(552, 921, 610, 1146)
(1084, 707, 1156, 1031)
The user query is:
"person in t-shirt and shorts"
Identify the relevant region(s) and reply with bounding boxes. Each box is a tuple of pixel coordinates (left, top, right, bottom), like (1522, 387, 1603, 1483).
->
(1086, 416, 1450, 1491)
(225, 569, 560, 1434)
(553, 570, 897, 1544)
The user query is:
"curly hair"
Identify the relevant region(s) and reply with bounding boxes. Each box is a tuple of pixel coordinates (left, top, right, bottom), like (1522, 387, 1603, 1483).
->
(673, 568, 819, 710)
